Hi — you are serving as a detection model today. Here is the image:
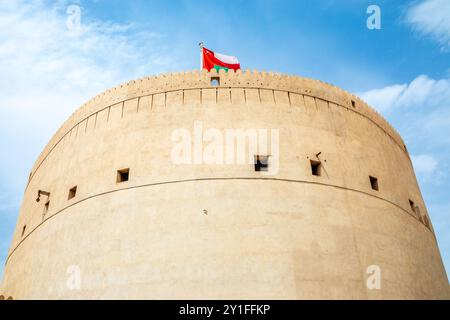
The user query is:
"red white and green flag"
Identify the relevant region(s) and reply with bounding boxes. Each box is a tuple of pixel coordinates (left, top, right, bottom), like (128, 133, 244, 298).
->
(202, 46, 241, 72)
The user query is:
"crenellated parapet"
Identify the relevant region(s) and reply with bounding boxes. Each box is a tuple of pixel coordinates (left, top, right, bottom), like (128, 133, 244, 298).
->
(27, 70, 406, 186)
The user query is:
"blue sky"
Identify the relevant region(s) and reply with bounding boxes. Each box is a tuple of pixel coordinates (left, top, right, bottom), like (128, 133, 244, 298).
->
(0, 0, 449, 281)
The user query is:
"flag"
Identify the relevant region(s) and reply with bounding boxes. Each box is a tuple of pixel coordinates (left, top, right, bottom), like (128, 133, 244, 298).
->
(202, 47, 240, 72)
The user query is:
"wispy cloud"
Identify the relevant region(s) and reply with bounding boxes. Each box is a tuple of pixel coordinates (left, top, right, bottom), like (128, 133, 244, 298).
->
(411, 154, 438, 175)
(410, 154, 445, 185)
(358, 75, 450, 155)
(0, 0, 171, 96)
(359, 75, 450, 114)
(358, 74, 450, 160)
(405, 0, 450, 50)
(358, 84, 407, 113)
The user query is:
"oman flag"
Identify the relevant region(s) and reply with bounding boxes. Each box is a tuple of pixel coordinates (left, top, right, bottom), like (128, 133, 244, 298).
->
(202, 47, 241, 72)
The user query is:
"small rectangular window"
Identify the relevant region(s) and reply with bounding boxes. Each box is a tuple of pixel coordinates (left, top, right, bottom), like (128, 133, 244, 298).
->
(409, 199, 421, 219)
(117, 168, 130, 183)
(409, 199, 415, 212)
(21, 225, 26, 237)
(310, 160, 321, 176)
(254, 155, 269, 172)
(351, 100, 356, 108)
(211, 76, 220, 86)
(369, 176, 379, 191)
(68, 186, 77, 200)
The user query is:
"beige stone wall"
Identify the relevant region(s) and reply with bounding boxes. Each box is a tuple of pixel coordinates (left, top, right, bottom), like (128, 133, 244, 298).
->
(1, 69, 449, 299)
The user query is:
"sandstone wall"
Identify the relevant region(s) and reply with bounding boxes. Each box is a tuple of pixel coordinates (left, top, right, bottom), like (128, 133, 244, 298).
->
(1, 70, 448, 299)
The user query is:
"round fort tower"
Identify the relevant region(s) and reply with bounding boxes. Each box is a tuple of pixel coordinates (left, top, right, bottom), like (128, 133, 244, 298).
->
(1, 69, 449, 299)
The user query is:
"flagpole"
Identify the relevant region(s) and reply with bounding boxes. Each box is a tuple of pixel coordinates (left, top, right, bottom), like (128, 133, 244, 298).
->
(199, 42, 204, 71)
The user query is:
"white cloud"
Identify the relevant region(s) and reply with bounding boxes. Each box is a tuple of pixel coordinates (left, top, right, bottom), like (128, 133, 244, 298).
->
(357, 84, 406, 113)
(406, 0, 450, 50)
(0, 1, 170, 95)
(411, 154, 438, 175)
(358, 75, 450, 113)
